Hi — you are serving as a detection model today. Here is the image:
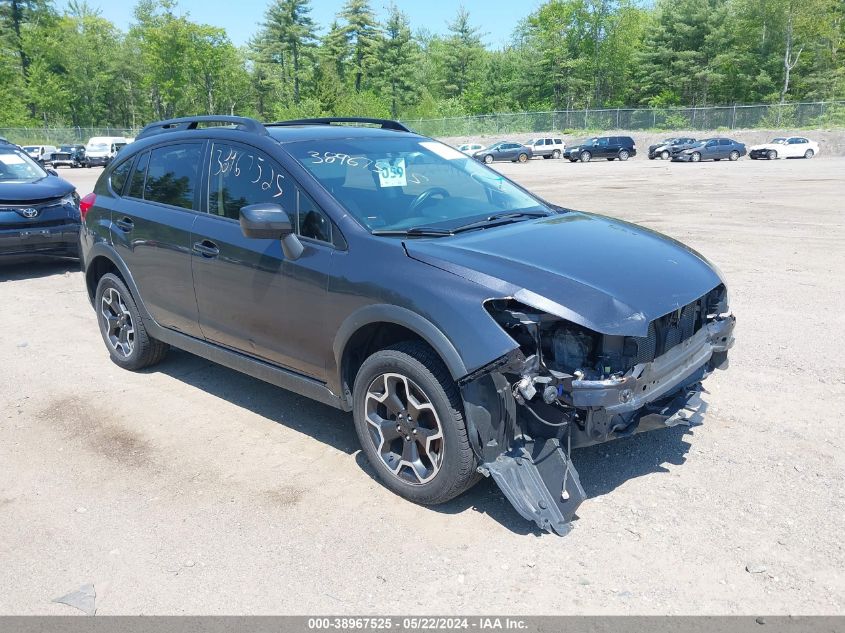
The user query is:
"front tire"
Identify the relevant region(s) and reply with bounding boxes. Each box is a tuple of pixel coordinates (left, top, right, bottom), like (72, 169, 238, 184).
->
(661, 150, 670, 160)
(579, 151, 591, 163)
(767, 150, 777, 160)
(95, 273, 168, 370)
(483, 154, 493, 164)
(352, 341, 478, 505)
(690, 152, 701, 162)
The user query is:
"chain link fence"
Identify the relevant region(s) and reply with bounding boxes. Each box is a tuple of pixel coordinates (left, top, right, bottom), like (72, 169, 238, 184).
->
(0, 126, 139, 146)
(402, 101, 845, 138)
(2, 102, 844, 144)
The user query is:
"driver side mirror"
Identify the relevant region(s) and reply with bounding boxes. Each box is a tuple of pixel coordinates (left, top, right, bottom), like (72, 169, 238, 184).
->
(239, 203, 304, 260)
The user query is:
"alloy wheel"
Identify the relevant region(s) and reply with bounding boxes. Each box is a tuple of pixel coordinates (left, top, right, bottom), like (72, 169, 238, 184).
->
(768, 150, 777, 160)
(364, 372, 444, 485)
(100, 287, 135, 358)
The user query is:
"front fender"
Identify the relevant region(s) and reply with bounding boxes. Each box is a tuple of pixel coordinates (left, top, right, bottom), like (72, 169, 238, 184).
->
(332, 304, 468, 387)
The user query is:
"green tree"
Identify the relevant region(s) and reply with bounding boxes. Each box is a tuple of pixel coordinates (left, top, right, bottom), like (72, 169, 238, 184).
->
(376, 4, 417, 117)
(339, 0, 380, 93)
(437, 7, 484, 101)
(259, 0, 317, 103)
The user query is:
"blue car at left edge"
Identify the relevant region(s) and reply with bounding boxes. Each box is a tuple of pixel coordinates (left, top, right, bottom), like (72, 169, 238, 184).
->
(0, 139, 81, 262)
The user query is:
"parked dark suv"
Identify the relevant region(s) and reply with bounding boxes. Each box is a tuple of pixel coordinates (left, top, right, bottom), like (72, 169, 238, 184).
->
(1, 143, 80, 261)
(79, 116, 735, 535)
(564, 136, 636, 162)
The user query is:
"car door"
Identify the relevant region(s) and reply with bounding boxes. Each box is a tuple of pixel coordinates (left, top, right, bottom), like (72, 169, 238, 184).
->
(110, 142, 205, 337)
(190, 140, 335, 379)
(702, 140, 719, 159)
(786, 137, 804, 157)
(595, 137, 610, 158)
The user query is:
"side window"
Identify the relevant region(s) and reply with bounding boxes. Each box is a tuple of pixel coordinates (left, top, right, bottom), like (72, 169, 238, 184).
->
(109, 158, 133, 196)
(126, 151, 149, 199)
(207, 142, 296, 225)
(554, 138, 563, 145)
(144, 143, 202, 210)
(598, 137, 609, 146)
(719, 139, 731, 146)
(297, 189, 332, 244)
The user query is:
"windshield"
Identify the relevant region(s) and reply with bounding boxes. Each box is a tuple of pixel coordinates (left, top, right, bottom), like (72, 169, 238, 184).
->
(0, 148, 48, 181)
(22, 146, 37, 152)
(287, 137, 551, 232)
(87, 143, 108, 151)
(771, 138, 787, 144)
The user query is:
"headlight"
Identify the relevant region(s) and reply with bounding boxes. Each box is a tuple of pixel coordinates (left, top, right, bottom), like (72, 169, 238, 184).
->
(61, 192, 80, 208)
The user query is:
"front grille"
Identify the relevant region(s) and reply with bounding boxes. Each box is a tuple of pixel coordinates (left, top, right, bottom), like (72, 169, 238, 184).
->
(0, 199, 73, 230)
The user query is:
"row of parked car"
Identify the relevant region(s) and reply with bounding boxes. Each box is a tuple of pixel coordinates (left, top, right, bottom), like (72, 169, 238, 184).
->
(458, 134, 820, 164)
(1, 136, 133, 169)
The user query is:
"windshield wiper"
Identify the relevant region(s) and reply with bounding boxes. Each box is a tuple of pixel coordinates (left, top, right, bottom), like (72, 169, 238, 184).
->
(372, 226, 454, 237)
(452, 211, 550, 234)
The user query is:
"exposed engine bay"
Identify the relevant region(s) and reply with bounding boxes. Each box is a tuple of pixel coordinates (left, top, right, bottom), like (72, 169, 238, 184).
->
(459, 284, 735, 535)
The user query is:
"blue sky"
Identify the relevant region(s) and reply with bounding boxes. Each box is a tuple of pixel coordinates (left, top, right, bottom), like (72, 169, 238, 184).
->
(56, 0, 540, 48)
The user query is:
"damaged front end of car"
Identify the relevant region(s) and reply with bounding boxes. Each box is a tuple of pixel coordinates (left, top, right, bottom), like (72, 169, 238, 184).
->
(458, 284, 735, 535)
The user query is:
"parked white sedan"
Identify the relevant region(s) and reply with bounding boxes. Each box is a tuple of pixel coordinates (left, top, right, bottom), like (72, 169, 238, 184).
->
(749, 137, 819, 160)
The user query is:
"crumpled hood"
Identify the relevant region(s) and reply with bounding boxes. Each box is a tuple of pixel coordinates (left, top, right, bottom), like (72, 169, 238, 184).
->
(405, 212, 724, 337)
(0, 175, 74, 203)
(750, 143, 781, 152)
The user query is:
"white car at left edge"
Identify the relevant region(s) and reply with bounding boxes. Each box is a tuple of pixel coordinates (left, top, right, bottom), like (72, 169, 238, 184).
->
(749, 136, 819, 160)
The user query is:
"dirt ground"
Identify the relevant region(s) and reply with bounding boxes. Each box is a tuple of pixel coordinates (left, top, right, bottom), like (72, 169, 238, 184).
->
(1, 157, 843, 615)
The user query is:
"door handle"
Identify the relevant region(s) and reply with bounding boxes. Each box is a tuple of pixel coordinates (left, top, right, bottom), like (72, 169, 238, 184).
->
(115, 217, 134, 232)
(192, 240, 220, 258)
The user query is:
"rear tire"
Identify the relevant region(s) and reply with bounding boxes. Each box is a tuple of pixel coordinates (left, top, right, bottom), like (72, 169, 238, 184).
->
(95, 273, 169, 371)
(729, 150, 740, 161)
(552, 149, 561, 159)
(804, 149, 814, 159)
(517, 153, 528, 163)
(618, 149, 630, 161)
(352, 341, 479, 505)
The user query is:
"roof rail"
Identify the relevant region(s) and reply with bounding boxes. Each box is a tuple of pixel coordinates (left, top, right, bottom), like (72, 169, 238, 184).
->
(267, 117, 414, 133)
(136, 115, 267, 140)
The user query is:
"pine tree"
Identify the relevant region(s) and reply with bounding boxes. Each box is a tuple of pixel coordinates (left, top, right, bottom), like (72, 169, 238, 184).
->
(260, 0, 317, 104)
(339, 0, 380, 93)
(376, 4, 417, 117)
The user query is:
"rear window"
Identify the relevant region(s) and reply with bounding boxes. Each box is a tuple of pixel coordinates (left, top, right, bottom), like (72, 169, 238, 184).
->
(144, 143, 202, 210)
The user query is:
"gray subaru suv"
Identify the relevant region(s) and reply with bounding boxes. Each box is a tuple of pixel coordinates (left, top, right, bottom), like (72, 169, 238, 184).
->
(79, 116, 735, 535)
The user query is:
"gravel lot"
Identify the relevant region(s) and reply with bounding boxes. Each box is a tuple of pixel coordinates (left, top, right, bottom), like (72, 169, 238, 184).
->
(1, 157, 843, 615)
